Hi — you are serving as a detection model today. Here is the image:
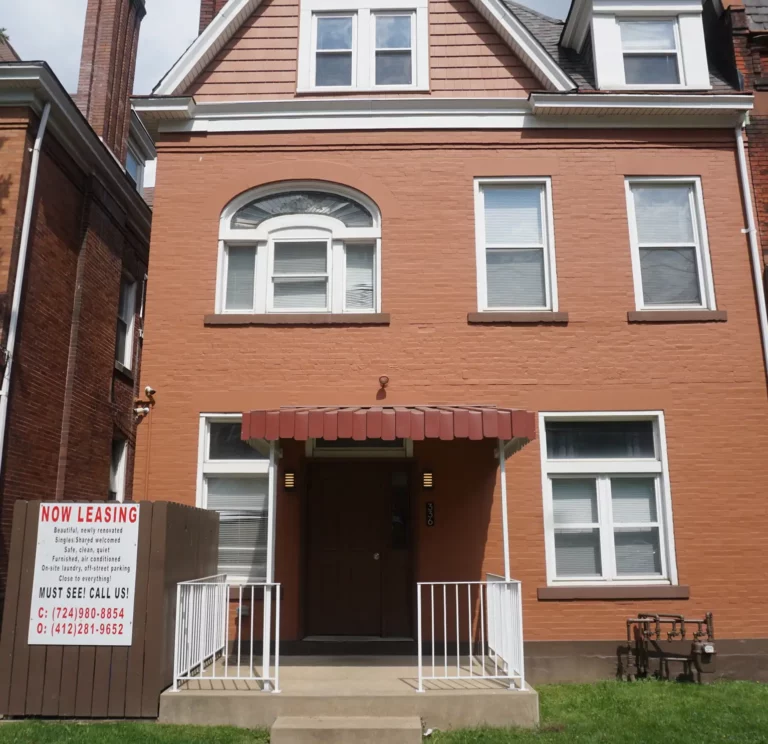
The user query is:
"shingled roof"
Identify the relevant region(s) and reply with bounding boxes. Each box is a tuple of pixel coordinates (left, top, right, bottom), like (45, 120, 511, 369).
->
(745, 0, 768, 30)
(501, 0, 736, 92)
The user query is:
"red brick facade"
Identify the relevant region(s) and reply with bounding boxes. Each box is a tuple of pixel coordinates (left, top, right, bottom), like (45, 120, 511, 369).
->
(135, 127, 768, 657)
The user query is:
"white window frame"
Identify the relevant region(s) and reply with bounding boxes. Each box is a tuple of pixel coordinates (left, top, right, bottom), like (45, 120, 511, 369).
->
(196, 414, 275, 583)
(298, 0, 429, 93)
(116, 276, 137, 370)
(473, 177, 559, 313)
(539, 411, 678, 587)
(618, 18, 684, 89)
(217, 182, 382, 315)
(109, 438, 127, 502)
(267, 234, 333, 313)
(625, 177, 716, 312)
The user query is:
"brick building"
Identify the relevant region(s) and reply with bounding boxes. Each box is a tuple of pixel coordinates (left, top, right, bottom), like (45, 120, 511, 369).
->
(133, 0, 768, 706)
(0, 0, 155, 605)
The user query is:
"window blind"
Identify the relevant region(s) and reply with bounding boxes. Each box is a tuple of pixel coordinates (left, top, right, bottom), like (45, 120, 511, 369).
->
(345, 244, 375, 309)
(483, 186, 543, 246)
(611, 478, 657, 523)
(554, 530, 602, 577)
(273, 242, 327, 274)
(552, 479, 598, 524)
(486, 249, 546, 308)
(225, 246, 256, 310)
(206, 476, 269, 581)
(273, 241, 328, 309)
(614, 527, 662, 575)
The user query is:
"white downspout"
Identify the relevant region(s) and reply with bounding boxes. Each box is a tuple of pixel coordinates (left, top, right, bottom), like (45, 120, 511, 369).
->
(735, 124, 768, 377)
(498, 438, 511, 582)
(0, 102, 52, 479)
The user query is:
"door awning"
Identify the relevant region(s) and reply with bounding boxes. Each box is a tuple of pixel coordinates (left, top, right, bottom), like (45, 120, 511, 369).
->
(242, 406, 536, 442)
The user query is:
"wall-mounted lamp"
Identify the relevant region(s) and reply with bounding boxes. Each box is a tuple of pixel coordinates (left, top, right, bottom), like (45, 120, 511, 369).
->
(379, 375, 389, 389)
(422, 471, 434, 489)
(284, 471, 296, 491)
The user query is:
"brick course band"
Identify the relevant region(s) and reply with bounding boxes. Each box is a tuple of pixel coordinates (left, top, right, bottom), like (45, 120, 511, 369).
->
(537, 585, 691, 601)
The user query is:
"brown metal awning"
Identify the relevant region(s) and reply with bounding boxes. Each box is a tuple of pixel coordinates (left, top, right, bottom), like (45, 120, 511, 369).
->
(241, 406, 536, 442)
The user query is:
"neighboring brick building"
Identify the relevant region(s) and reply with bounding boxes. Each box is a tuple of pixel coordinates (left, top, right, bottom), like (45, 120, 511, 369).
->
(0, 0, 155, 604)
(134, 0, 768, 694)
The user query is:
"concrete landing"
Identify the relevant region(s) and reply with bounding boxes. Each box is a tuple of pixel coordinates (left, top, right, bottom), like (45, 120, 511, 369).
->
(160, 655, 539, 730)
(271, 716, 422, 744)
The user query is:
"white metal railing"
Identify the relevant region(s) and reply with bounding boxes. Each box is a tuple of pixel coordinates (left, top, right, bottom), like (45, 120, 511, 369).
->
(417, 578, 525, 691)
(172, 575, 281, 692)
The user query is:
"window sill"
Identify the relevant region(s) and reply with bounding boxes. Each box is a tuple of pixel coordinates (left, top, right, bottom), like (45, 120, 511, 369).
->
(295, 86, 430, 95)
(627, 310, 727, 323)
(204, 313, 391, 327)
(537, 585, 690, 601)
(467, 311, 569, 325)
(114, 360, 134, 381)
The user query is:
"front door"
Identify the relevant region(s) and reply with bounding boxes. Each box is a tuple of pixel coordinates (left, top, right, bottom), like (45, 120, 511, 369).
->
(306, 462, 411, 637)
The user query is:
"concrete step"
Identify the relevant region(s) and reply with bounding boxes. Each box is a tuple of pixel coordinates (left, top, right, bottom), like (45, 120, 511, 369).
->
(271, 715, 423, 744)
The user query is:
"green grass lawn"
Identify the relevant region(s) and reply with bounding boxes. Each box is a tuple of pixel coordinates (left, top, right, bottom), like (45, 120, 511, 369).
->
(0, 680, 766, 743)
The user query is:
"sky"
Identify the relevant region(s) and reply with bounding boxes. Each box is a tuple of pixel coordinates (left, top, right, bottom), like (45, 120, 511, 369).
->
(3, 0, 572, 96)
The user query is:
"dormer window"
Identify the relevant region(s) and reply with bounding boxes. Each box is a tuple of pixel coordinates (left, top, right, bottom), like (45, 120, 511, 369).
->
(619, 20, 681, 86)
(299, 0, 427, 92)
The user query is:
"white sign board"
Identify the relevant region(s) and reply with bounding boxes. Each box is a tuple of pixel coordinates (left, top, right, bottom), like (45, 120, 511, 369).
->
(28, 503, 140, 646)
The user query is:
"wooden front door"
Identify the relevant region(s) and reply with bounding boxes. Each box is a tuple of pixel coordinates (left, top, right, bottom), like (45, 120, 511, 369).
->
(306, 462, 412, 638)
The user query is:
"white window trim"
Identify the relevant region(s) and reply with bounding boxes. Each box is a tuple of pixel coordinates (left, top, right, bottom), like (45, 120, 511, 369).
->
(625, 176, 716, 312)
(217, 183, 382, 315)
(473, 177, 559, 313)
(109, 439, 127, 503)
(297, 0, 429, 93)
(306, 437, 413, 458)
(196, 414, 276, 584)
(116, 277, 137, 371)
(539, 411, 678, 587)
(617, 17, 685, 90)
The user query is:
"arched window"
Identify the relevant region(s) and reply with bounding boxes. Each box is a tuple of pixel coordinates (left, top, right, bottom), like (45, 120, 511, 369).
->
(217, 182, 381, 315)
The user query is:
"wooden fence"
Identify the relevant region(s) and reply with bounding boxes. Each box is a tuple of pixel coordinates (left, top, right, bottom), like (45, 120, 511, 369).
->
(0, 500, 218, 718)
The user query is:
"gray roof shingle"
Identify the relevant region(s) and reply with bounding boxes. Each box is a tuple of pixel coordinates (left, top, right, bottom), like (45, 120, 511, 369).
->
(745, 0, 768, 30)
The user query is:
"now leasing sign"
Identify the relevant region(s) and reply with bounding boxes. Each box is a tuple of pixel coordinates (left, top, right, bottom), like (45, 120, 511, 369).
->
(28, 503, 140, 646)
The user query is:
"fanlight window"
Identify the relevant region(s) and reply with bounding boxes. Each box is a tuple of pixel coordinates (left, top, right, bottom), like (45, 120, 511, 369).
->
(219, 184, 381, 315)
(232, 191, 374, 229)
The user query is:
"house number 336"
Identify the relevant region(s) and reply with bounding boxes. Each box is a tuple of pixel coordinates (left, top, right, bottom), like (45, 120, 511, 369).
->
(426, 502, 435, 527)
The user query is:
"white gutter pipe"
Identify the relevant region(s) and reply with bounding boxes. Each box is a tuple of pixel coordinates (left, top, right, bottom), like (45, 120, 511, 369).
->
(735, 124, 768, 378)
(0, 102, 52, 479)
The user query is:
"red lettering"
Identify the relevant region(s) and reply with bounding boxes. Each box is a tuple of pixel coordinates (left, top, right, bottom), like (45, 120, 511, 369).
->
(38, 607, 45, 618)
(41, 505, 51, 522)
(61, 506, 72, 522)
(104, 508, 112, 523)
(86, 506, 94, 523)
(128, 506, 138, 524)
(77, 506, 84, 522)
(118, 506, 128, 523)
(94, 506, 103, 523)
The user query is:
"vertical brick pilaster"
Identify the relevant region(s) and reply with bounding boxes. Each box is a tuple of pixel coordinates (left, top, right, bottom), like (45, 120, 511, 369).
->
(75, 0, 146, 163)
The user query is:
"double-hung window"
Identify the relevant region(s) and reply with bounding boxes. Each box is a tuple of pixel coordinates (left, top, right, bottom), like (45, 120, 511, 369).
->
(474, 179, 558, 312)
(315, 15, 355, 86)
(198, 416, 271, 582)
(625, 178, 715, 311)
(219, 185, 381, 315)
(115, 276, 136, 370)
(300, 0, 426, 91)
(619, 20, 681, 86)
(540, 413, 677, 585)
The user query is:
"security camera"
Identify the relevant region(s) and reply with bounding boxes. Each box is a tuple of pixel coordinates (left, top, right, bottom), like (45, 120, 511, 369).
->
(145, 386, 156, 397)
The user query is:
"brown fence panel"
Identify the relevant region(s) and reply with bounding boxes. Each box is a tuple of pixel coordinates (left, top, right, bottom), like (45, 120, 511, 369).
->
(0, 500, 218, 718)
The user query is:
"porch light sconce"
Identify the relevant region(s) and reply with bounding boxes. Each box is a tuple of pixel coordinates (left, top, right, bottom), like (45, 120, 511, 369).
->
(284, 471, 296, 491)
(422, 471, 434, 489)
(379, 375, 389, 389)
